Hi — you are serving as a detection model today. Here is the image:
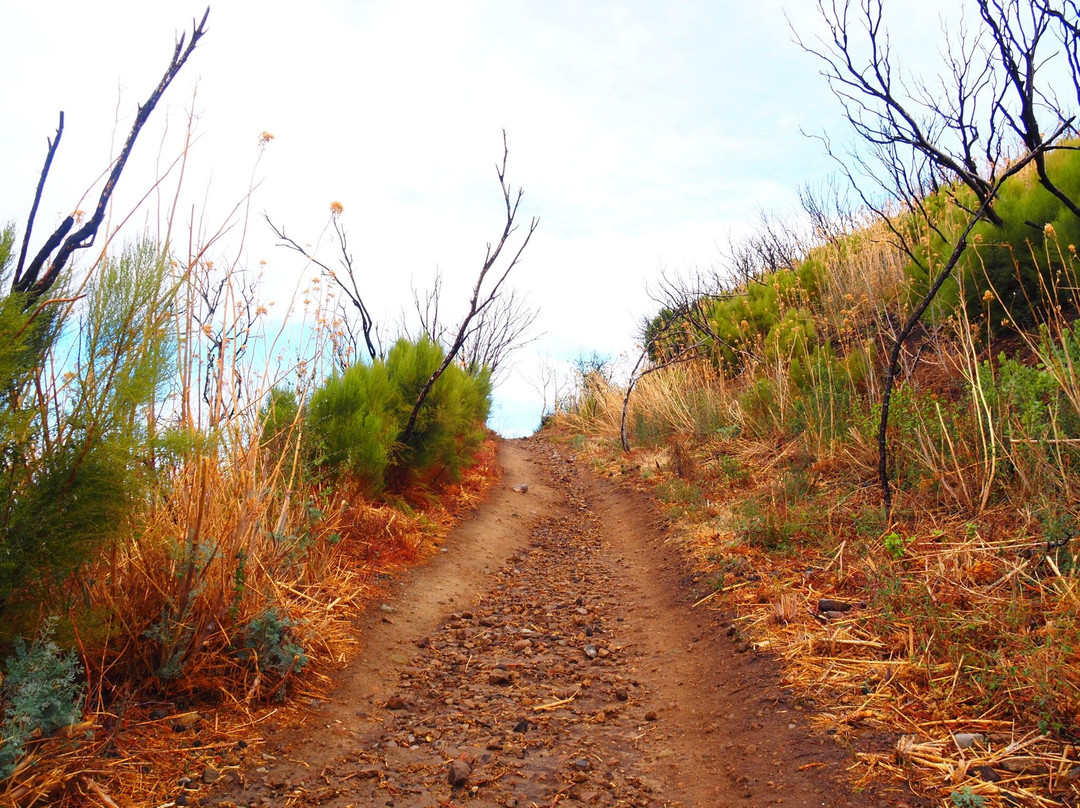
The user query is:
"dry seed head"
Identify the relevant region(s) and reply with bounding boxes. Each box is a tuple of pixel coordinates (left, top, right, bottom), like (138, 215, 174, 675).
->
(330, 201, 344, 216)
(982, 290, 994, 303)
(259, 131, 275, 145)
(1045, 222, 1056, 237)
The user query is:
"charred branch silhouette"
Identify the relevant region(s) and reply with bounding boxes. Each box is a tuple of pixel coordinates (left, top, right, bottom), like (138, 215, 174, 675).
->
(13, 9, 209, 302)
(400, 131, 538, 445)
(409, 272, 539, 385)
(266, 214, 381, 363)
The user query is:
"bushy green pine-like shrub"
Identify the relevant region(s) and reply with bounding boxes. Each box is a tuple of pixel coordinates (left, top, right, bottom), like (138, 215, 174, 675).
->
(0, 233, 174, 604)
(305, 337, 491, 492)
(307, 355, 400, 493)
(388, 337, 491, 480)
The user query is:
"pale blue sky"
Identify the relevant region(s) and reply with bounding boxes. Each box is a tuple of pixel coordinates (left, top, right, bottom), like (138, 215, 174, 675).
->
(0, 0, 946, 435)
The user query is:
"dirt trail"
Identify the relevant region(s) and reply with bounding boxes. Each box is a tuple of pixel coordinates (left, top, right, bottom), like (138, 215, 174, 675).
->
(213, 438, 885, 808)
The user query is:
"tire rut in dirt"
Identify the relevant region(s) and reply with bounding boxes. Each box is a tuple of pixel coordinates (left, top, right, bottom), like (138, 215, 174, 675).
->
(272, 473, 670, 807)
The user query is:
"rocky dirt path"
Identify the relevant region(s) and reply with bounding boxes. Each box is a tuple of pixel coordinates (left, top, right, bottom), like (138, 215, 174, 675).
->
(212, 438, 883, 808)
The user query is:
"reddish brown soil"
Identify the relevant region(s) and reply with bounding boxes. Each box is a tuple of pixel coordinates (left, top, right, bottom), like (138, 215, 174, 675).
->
(208, 437, 911, 808)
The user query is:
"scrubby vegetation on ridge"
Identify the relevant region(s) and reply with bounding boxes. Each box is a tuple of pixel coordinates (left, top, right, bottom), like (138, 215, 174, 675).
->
(551, 2, 1080, 800)
(549, 156, 1080, 804)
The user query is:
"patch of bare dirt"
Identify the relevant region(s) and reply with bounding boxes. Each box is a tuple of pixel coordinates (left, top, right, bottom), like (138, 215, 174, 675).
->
(205, 438, 910, 808)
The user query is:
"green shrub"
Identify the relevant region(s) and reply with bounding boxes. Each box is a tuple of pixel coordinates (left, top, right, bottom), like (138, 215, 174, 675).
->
(307, 355, 399, 492)
(966, 152, 1080, 329)
(260, 386, 301, 458)
(903, 149, 1080, 331)
(789, 346, 867, 447)
(0, 236, 174, 604)
(306, 337, 491, 492)
(731, 496, 793, 551)
(387, 337, 491, 480)
(739, 376, 784, 439)
(978, 343, 1080, 495)
(764, 308, 817, 373)
(0, 622, 85, 779)
(240, 606, 308, 677)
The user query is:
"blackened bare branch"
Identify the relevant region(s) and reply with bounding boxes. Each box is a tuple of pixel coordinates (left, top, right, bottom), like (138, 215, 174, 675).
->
(14, 8, 209, 298)
(15, 113, 64, 290)
(400, 131, 538, 445)
(266, 215, 380, 362)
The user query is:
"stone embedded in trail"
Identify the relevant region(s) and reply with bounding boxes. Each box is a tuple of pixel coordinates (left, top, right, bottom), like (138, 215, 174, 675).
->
(512, 483, 529, 494)
(488, 669, 514, 685)
(1000, 756, 1050, 774)
(447, 757, 472, 787)
(172, 712, 201, 732)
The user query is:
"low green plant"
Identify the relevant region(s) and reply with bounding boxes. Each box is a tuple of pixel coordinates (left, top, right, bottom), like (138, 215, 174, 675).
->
(883, 531, 911, 559)
(717, 455, 749, 485)
(949, 786, 987, 808)
(240, 606, 308, 679)
(731, 496, 793, 551)
(853, 505, 886, 540)
(260, 386, 302, 470)
(655, 477, 704, 520)
(0, 622, 85, 779)
(0, 236, 175, 604)
(631, 410, 667, 447)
